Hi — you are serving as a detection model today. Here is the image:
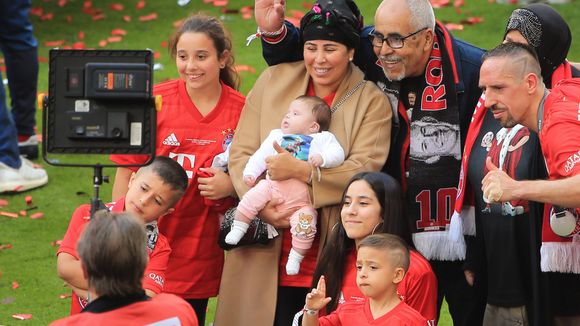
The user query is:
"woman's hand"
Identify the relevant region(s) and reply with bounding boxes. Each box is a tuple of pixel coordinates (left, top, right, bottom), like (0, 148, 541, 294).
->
(198, 167, 235, 200)
(255, 0, 286, 33)
(266, 142, 311, 182)
(258, 198, 294, 229)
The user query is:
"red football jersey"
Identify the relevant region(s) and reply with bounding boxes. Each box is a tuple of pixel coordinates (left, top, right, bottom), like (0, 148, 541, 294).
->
(50, 293, 198, 326)
(340, 249, 437, 323)
(110, 79, 245, 298)
(57, 199, 171, 314)
(540, 80, 580, 180)
(319, 299, 427, 326)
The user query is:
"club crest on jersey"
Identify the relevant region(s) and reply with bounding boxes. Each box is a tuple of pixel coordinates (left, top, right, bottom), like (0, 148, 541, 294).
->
(221, 128, 235, 150)
(162, 133, 180, 146)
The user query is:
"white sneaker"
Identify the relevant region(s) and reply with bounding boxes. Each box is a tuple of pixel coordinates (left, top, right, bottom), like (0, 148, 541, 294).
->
(0, 157, 48, 193)
(18, 135, 39, 160)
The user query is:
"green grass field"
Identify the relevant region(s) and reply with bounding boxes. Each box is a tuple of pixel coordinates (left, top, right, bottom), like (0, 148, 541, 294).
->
(0, 0, 578, 324)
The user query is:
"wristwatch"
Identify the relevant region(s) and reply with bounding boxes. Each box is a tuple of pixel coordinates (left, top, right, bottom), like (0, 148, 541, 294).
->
(302, 306, 318, 316)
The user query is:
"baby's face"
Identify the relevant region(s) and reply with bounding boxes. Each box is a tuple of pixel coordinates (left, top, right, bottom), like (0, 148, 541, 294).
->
(280, 100, 318, 135)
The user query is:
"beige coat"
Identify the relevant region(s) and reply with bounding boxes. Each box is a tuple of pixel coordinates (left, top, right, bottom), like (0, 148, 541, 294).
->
(214, 61, 391, 326)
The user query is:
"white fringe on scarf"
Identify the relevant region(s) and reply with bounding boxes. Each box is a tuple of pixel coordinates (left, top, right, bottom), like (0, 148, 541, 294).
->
(413, 230, 466, 261)
(448, 205, 476, 243)
(540, 241, 580, 273)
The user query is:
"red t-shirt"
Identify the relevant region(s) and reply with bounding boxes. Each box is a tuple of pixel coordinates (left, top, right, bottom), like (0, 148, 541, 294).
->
(278, 84, 336, 287)
(49, 293, 198, 326)
(319, 299, 427, 326)
(110, 80, 245, 297)
(540, 81, 580, 181)
(57, 199, 171, 314)
(340, 249, 437, 323)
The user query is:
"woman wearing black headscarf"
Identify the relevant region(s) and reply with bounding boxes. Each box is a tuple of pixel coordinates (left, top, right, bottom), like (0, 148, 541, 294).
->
(504, 3, 580, 85)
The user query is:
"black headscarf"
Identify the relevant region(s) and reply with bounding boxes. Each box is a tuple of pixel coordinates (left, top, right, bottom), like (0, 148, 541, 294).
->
(505, 3, 572, 85)
(300, 0, 363, 49)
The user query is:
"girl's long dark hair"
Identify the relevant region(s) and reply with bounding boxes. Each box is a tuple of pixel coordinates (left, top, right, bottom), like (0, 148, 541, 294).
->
(169, 14, 240, 90)
(312, 172, 412, 313)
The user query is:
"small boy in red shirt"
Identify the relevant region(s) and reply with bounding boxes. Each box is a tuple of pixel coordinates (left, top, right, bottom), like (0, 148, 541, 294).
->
(56, 156, 188, 315)
(302, 234, 427, 326)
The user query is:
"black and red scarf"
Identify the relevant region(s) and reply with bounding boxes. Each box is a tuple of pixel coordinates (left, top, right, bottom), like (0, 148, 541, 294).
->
(399, 23, 463, 260)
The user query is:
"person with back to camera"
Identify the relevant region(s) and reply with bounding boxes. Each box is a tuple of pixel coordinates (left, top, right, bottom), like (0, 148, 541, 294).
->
(56, 156, 188, 315)
(110, 14, 245, 325)
(225, 95, 345, 275)
(293, 172, 437, 325)
(254, 0, 487, 324)
(50, 211, 197, 325)
(450, 4, 580, 325)
(214, 1, 392, 325)
(302, 233, 427, 326)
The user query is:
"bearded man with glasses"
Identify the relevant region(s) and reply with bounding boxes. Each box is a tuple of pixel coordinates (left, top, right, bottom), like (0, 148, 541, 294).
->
(255, 0, 486, 325)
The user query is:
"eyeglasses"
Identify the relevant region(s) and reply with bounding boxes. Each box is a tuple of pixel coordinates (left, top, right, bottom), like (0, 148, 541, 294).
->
(369, 27, 428, 49)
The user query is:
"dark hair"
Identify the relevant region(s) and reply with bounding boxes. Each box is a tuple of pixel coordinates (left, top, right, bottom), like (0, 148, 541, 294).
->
(169, 14, 239, 90)
(78, 211, 147, 297)
(295, 95, 331, 131)
(482, 42, 542, 79)
(137, 156, 188, 205)
(312, 172, 412, 313)
(358, 234, 411, 272)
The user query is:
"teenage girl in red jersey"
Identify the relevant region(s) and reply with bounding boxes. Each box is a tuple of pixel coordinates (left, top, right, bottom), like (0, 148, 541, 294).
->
(110, 14, 245, 326)
(301, 172, 437, 324)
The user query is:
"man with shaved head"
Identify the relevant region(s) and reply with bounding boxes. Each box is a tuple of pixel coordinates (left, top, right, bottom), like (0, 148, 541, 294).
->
(254, 0, 486, 324)
(480, 42, 580, 211)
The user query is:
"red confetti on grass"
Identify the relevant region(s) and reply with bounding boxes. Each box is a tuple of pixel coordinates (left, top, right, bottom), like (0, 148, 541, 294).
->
(40, 13, 54, 21)
(58, 0, 68, 7)
(111, 29, 127, 36)
(12, 281, 19, 290)
(462, 17, 484, 25)
(30, 7, 44, 17)
(92, 13, 106, 21)
(78, 31, 85, 40)
(136, 0, 146, 10)
(0, 243, 13, 250)
(160, 40, 168, 48)
(66, 15, 73, 23)
(302, 1, 312, 10)
(30, 212, 45, 219)
(235, 65, 257, 73)
(72, 42, 86, 49)
(139, 13, 157, 22)
(445, 23, 464, 31)
(84, 0, 92, 9)
(51, 240, 63, 247)
(44, 40, 65, 47)
(59, 293, 72, 299)
(19, 211, 27, 217)
(213, 0, 228, 6)
(0, 211, 18, 218)
(109, 3, 124, 11)
(0, 199, 8, 207)
(123, 15, 132, 22)
(12, 314, 32, 320)
(154, 52, 161, 59)
(25, 196, 32, 205)
(98, 40, 108, 47)
(107, 36, 122, 43)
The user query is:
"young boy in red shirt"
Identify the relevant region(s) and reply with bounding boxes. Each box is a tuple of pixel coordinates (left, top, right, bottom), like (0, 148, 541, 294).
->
(56, 156, 188, 315)
(303, 234, 427, 326)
